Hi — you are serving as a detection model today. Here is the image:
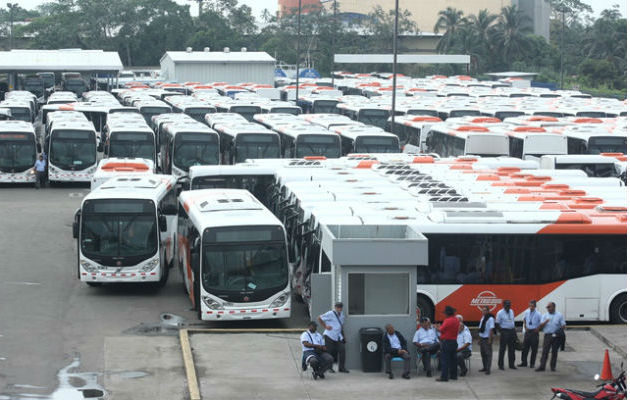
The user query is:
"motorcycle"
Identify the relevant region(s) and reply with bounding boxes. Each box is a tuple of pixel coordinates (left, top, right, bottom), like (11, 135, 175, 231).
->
(550, 367, 626, 400)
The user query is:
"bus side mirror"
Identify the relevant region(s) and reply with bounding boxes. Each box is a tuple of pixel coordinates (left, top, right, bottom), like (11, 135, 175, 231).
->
(176, 176, 189, 195)
(72, 210, 81, 239)
(158, 215, 167, 232)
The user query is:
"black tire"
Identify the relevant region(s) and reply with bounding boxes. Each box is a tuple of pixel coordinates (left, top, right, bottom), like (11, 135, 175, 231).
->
(193, 277, 202, 320)
(417, 295, 434, 322)
(156, 264, 169, 288)
(610, 293, 627, 324)
(86, 282, 102, 287)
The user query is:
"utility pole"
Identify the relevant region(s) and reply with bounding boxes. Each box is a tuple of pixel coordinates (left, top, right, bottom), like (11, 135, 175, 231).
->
(559, 7, 565, 90)
(7, 2, 17, 50)
(295, 0, 302, 104)
(390, 0, 399, 133)
(331, 0, 337, 86)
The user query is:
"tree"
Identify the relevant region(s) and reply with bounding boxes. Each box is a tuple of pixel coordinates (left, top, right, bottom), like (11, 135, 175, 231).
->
(467, 9, 498, 71)
(493, 5, 532, 69)
(433, 7, 466, 53)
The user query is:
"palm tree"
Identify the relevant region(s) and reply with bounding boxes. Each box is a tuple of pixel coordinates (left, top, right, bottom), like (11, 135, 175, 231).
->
(494, 5, 532, 69)
(468, 9, 498, 69)
(433, 7, 466, 53)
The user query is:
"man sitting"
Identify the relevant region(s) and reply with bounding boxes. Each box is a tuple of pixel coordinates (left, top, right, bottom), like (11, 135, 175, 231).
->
(456, 315, 472, 376)
(413, 317, 440, 377)
(382, 323, 411, 380)
(301, 321, 334, 380)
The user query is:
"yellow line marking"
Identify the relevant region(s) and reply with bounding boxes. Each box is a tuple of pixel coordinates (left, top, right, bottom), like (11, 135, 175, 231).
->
(179, 329, 201, 400)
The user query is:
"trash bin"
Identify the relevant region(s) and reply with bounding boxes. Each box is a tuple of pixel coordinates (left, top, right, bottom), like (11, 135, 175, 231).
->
(359, 327, 383, 372)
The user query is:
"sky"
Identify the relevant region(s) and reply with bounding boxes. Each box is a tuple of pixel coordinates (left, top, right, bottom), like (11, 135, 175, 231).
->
(13, 0, 628, 19)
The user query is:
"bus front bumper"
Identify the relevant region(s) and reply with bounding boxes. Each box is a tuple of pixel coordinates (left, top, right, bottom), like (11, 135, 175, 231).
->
(80, 271, 161, 283)
(0, 172, 36, 183)
(201, 307, 291, 321)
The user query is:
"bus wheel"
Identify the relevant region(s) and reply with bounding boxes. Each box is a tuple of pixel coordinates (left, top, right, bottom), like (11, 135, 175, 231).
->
(86, 282, 102, 287)
(417, 295, 434, 322)
(610, 293, 627, 324)
(157, 265, 169, 288)
(194, 278, 202, 320)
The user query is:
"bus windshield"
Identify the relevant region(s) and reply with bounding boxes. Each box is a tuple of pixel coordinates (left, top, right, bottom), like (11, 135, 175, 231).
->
(173, 133, 219, 171)
(312, 100, 338, 113)
(140, 107, 170, 125)
(407, 110, 439, 117)
(588, 137, 627, 155)
(450, 110, 480, 118)
(555, 162, 618, 178)
(8, 108, 31, 122)
(50, 130, 96, 170)
(296, 135, 341, 158)
(80, 199, 158, 266)
(234, 134, 280, 162)
(270, 107, 300, 115)
(358, 109, 390, 129)
(109, 131, 155, 160)
(202, 226, 288, 301)
(185, 108, 214, 122)
(0, 133, 36, 171)
(355, 136, 399, 153)
(230, 106, 259, 122)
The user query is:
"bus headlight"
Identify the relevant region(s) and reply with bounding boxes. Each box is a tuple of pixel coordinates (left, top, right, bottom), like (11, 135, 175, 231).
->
(270, 292, 289, 308)
(141, 258, 160, 272)
(80, 259, 97, 272)
(202, 296, 223, 310)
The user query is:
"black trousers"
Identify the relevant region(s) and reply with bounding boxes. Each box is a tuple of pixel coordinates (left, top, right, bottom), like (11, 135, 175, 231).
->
(498, 328, 516, 368)
(417, 342, 440, 372)
(36, 171, 46, 188)
(521, 331, 539, 366)
(439, 340, 458, 381)
(539, 333, 562, 370)
(479, 337, 493, 372)
(324, 335, 346, 370)
(457, 348, 472, 373)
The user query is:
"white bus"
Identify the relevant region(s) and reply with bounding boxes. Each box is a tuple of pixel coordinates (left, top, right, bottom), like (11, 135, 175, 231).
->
(564, 130, 627, 155)
(540, 154, 623, 178)
(337, 129, 400, 155)
(104, 123, 157, 163)
(46, 120, 98, 183)
(91, 158, 155, 190)
(276, 125, 342, 158)
(502, 127, 568, 160)
(0, 120, 38, 184)
(72, 175, 178, 286)
(213, 123, 281, 164)
(425, 125, 510, 157)
(177, 189, 291, 320)
(336, 104, 391, 130)
(159, 123, 220, 176)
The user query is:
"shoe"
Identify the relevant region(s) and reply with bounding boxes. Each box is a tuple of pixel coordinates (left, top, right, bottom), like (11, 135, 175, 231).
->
(498, 366, 504, 370)
(460, 368, 467, 377)
(530, 364, 535, 368)
(509, 365, 517, 370)
(318, 373, 325, 379)
(426, 371, 432, 377)
(535, 368, 545, 372)
(478, 369, 487, 373)
(328, 368, 335, 373)
(338, 368, 349, 373)
(485, 370, 491, 375)
(550, 368, 556, 372)
(312, 371, 318, 380)
(402, 373, 410, 380)
(388, 372, 393, 379)
(517, 363, 527, 367)
(435, 378, 448, 382)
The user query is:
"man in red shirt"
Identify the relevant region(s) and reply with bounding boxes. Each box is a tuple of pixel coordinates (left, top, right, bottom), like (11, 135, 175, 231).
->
(436, 305, 459, 381)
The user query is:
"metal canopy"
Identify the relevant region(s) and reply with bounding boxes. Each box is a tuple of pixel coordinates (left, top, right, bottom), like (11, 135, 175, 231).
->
(0, 49, 124, 73)
(334, 54, 470, 64)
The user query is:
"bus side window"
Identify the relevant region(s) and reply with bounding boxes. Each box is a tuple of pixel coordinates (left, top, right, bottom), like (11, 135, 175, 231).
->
(160, 189, 178, 215)
(320, 250, 331, 273)
(408, 128, 420, 147)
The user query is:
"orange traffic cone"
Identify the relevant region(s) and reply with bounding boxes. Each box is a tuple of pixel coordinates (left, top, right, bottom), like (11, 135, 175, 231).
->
(599, 349, 613, 381)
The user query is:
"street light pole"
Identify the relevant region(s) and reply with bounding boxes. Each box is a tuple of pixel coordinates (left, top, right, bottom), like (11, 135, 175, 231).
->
(7, 2, 17, 50)
(390, 0, 399, 133)
(331, 0, 337, 87)
(295, 0, 302, 104)
(559, 7, 565, 90)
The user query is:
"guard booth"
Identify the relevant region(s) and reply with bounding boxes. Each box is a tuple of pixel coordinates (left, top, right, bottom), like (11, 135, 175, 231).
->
(310, 224, 428, 370)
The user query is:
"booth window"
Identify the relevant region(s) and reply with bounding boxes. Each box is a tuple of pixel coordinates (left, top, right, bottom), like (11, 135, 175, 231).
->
(348, 273, 409, 315)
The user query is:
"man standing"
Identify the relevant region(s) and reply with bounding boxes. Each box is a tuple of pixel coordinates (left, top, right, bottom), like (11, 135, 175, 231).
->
(412, 317, 440, 377)
(536, 302, 566, 372)
(478, 306, 494, 375)
(456, 315, 472, 377)
(519, 300, 542, 368)
(318, 302, 349, 373)
(382, 324, 410, 380)
(436, 306, 459, 382)
(496, 299, 517, 370)
(33, 154, 46, 189)
(301, 321, 334, 380)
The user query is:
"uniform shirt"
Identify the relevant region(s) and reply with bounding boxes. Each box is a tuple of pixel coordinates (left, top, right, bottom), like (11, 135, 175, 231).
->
(541, 312, 566, 335)
(320, 310, 344, 341)
(413, 327, 439, 345)
(301, 330, 325, 352)
(439, 316, 459, 340)
(478, 316, 495, 338)
(34, 159, 46, 172)
(496, 308, 515, 329)
(457, 326, 473, 351)
(387, 333, 402, 350)
(523, 309, 543, 331)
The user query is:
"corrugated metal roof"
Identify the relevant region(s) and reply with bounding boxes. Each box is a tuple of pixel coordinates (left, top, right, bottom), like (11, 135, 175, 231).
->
(162, 51, 276, 64)
(0, 49, 123, 72)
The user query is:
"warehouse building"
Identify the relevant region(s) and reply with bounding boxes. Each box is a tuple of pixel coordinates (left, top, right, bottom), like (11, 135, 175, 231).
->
(160, 49, 276, 85)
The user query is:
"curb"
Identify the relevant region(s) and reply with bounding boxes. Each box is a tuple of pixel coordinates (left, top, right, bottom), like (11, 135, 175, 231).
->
(588, 327, 627, 359)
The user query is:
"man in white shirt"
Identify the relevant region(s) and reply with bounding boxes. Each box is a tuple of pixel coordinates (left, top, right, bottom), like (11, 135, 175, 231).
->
(496, 299, 517, 370)
(478, 306, 495, 375)
(413, 317, 440, 377)
(519, 299, 542, 368)
(318, 302, 348, 373)
(301, 321, 334, 380)
(536, 302, 566, 372)
(456, 315, 472, 376)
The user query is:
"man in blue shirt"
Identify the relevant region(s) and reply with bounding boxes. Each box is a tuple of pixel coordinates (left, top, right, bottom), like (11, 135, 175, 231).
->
(33, 154, 46, 189)
(535, 302, 566, 372)
(318, 302, 349, 373)
(301, 321, 334, 380)
(519, 299, 542, 368)
(496, 299, 517, 370)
